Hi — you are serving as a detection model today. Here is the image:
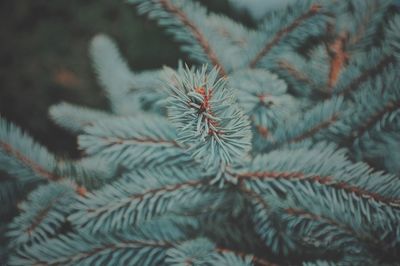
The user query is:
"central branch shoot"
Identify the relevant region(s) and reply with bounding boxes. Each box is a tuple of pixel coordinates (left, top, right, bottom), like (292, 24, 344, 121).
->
(166, 66, 252, 172)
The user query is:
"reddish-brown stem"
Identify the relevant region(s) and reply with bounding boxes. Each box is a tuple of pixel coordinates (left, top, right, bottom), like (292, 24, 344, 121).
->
(277, 60, 314, 85)
(347, 100, 400, 143)
(32, 240, 172, 266)
(158, 0, 227, 76)
(0, 140, 87, 196)
(339, 55, 395, 96)
(348, 0, 379, 47)
(239, 185, 372, 246)
(0, 141, 63, 181)
(25, 191, 69, 236)
(256, 125, 270, 139)
(249, 4, 322, 68)
(193, 87, 223, 135)
(284, 207, 359, 239)
(133, 180, 205, 200)
(327, 33, 349, 91)
(99, 136, 182, 148)
(86, 180, 206, 213)
(272, 113, 339, 149)
(237, 172, 400, 207)
(289, 113, 339, 143)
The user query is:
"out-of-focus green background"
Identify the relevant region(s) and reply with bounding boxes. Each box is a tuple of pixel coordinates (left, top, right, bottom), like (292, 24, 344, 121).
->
(0, 0, 237, 157)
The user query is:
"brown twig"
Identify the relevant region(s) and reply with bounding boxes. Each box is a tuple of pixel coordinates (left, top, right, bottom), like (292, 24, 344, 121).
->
(0, 141, 63, 181)
(249, 4, 322, 68)
(237, 172, 400, 207)
(158, 0, 227, 76)
(339, 55, 395, 96)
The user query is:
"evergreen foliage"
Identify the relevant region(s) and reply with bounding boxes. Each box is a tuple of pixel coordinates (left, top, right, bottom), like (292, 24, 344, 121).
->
(1, 0, 400, 265)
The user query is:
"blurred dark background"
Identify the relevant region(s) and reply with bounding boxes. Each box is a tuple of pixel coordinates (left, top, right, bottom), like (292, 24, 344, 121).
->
(0, 0, 236, 157)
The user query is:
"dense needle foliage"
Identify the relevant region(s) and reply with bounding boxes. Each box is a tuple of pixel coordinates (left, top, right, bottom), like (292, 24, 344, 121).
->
(1, 0, 400, 265)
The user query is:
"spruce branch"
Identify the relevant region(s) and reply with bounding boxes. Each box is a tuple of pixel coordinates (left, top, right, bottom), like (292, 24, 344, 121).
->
(166, 238, 276, 266)
(267, 97, 343, 150)
(277, 60, 315, 87)
(272, 45, 332, 97)
(241, 144, 400, 209)
(156, 0, 226, 76)
(90, 34, 136, 112)
(214, 247, 277, 266)
(228, 69, 298, 151)
(69, 170, 213, 233)
(249, 3, 323, 68)
(241, 176, 398, 259)
(167, 66, 252, 175)
(128, 0, 227, 76)
(0, 116, 63, 183)
(229, 69, 292, 129)
(2, 0, 400, 265)
(78, 115, 195, 170)
(9, 218, 189, 266)
(7, 181, 76, 247)
(326, 33, 349, 91)
(347, 100, 400, 145)
(332, 70, 400, 147)
(339, 0, 393, 50)
(49, 102, 114, 134)
(0, 117, 113, 194)
(351, 106, 400, 175)
(90, 34, 167, 115)
(0, 178, 22, 216)
(240, 186, 364, 257)
(336, 55, 396, 96)
(235, 144, 400, 256)
(386, 14, 400, 59)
